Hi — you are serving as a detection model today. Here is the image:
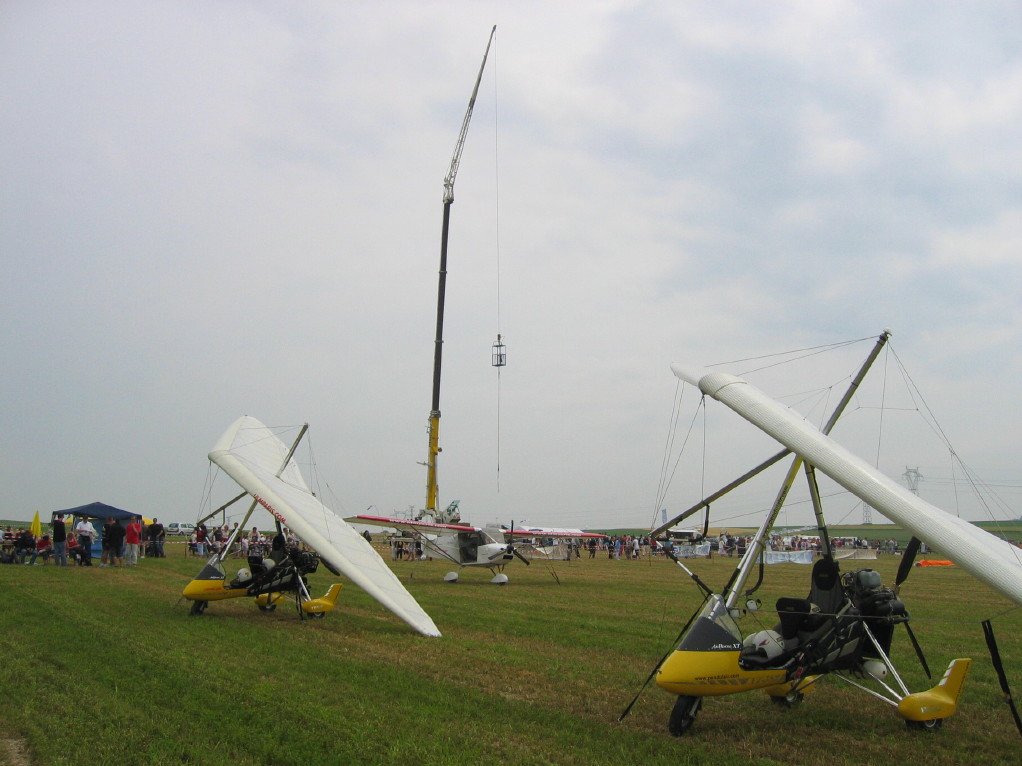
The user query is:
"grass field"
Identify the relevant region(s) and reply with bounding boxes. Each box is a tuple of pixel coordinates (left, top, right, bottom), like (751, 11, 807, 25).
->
(2, 547, 1021, 765)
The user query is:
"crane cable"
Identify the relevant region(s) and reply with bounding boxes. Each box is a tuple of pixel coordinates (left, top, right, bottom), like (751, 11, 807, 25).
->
(492, 31, 503, 494)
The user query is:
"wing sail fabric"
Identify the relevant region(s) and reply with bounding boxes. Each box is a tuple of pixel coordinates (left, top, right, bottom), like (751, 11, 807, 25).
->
(672, 365, 1022, 607)
(209, 416, 441, 637)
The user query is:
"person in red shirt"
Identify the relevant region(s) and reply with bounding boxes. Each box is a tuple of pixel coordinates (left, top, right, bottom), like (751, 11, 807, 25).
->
(28, 535, 52, 565)
(66, 533, 86, 566)
(124, 516, 143, 567)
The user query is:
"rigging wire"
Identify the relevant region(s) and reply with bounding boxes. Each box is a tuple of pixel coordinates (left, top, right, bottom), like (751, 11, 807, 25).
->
(651, 382, 701, 529)
(652, 379, 685, 525)
(652, 335, 1020, 538)
(886, 345, 1019, 539)
(713, 335, 875, 376)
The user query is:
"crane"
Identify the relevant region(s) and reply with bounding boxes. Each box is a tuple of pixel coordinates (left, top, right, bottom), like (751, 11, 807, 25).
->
(424, 26, 497, 521)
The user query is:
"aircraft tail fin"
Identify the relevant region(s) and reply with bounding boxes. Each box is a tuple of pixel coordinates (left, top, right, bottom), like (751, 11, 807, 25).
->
(897, 658, 972, 722)
(302, 583, 343, 614)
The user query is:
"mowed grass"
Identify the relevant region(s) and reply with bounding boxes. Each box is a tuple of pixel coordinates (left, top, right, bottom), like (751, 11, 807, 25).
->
(1, 549, 1020, 765)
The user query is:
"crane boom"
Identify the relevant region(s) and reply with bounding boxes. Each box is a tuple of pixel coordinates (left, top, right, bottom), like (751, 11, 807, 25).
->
(425, 26, 496, 518)
(444, 25, 496, 204)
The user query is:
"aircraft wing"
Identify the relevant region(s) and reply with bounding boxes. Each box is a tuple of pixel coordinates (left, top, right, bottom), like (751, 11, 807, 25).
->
(209, 417, 441, 637)
(505, 526, 606, 539)
(673, 364, 1022, 607)
(347, 514, 479, 537)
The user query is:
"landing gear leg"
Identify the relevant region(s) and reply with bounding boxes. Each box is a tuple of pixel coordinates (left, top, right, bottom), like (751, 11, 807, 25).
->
(668, 695, 702, 736)
(189, 600, 208, 616)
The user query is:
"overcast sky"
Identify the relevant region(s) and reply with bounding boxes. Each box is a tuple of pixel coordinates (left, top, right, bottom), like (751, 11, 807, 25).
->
(2, 1, 1020, 532)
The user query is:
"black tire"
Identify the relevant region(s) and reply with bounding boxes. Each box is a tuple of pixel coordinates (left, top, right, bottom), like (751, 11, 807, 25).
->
(309, 612, 326, 619)
(668, 695, 702, 736)
(258, 603, 277, 612)
(189, 600, 208, 616)
(906, 718, 943, 732)
(771, 691, 804, 708)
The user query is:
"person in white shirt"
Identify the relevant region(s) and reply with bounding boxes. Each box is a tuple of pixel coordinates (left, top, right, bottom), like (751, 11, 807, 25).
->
(74, 518, 97, 567)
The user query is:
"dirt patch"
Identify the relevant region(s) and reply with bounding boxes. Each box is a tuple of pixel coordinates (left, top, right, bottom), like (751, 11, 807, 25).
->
(1, 738, 31, 766)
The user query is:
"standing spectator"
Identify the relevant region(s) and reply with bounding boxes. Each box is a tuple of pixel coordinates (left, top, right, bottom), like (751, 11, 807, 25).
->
(108, 517, 126, 567)
(148, 518, 165, 558)
(52, 513, 68, 567)
(100, 517, 114, 566)
(124, 516, 143, 566)
(194, 524, 208, 558)
(75, 517, 97, 566)
(212, 526, 225, 556)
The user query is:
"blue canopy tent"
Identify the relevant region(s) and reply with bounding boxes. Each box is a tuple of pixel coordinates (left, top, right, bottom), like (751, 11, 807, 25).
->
(52, 502, 140, 559)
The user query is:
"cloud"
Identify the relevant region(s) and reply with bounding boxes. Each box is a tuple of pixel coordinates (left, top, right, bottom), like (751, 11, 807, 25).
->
(2, 2, 1020, 529)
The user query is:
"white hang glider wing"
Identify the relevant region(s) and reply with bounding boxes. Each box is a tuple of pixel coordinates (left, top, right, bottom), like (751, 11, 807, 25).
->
(672, 365, 1022, 606)
(210, 416, 441, 637)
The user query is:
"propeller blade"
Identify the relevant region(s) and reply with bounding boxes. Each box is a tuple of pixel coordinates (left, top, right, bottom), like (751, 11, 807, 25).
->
(903, 621, 932, 679)
(513, 547, 531, 566)
(894, 537, 921, 594)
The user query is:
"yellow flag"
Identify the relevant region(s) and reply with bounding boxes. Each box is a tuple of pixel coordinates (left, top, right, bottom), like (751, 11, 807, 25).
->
(30, 511, 42, 538)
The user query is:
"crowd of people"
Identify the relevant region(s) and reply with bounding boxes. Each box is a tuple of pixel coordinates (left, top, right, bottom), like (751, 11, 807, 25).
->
(0, 516, 307, 567)
(0, 515, 170, 567)
(185, 522, 296, 559)
(3, 516, 934, 569)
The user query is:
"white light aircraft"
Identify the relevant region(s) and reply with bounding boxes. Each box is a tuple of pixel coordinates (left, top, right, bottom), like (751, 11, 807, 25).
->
(348, 508, 605, 584)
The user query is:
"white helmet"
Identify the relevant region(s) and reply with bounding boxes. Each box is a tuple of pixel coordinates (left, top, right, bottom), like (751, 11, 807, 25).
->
(743, 629, 785, 660)
(235, 567, 252, 583)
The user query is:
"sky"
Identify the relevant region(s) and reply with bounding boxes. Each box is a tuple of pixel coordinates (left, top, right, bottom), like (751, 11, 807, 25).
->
(2, 1, 1021, 532)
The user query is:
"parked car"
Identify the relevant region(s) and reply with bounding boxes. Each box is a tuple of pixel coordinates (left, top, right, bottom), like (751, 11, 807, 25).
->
(166, 522, 196, 536)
